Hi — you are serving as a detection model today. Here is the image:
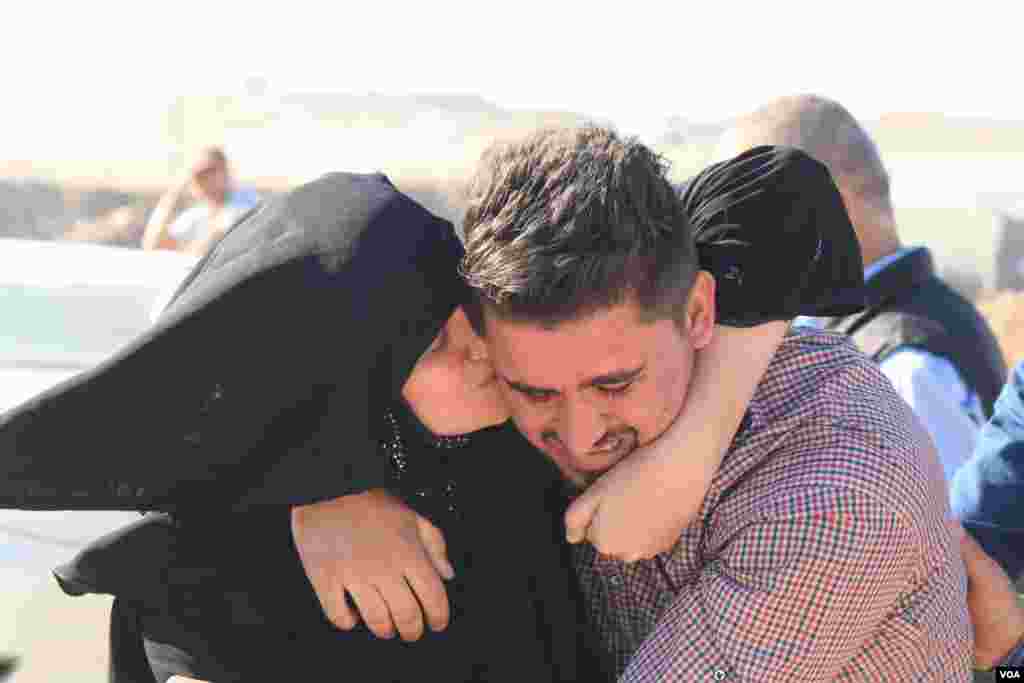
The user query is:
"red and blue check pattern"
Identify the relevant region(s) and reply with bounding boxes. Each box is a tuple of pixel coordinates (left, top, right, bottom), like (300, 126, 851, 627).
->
(575, 330, 973, 681)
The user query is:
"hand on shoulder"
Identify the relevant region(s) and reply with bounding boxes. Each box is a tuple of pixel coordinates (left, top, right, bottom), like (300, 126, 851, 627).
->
(291, 489, 455, 642)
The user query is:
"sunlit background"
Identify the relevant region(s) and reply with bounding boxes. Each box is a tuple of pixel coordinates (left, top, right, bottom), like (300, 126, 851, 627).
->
(3, 1, 1024, 679)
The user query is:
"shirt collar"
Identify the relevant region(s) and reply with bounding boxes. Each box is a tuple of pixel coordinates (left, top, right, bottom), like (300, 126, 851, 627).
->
(864, 246, 918, 282)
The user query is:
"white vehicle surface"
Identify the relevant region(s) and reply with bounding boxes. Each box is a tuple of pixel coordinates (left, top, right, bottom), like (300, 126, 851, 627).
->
(0, 238, 196, 587)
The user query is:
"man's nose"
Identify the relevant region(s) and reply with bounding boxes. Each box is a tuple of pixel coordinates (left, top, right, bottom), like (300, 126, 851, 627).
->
(558, 397, 606, 461)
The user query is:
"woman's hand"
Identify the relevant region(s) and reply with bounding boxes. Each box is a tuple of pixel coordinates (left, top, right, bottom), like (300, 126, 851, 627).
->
(564, 435, 717, 561)
(564, 322, 788, 560)
(291, 490, 455, 641)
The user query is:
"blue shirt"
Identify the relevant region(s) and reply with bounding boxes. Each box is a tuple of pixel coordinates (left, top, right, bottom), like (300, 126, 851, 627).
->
(169, 189, 261, 246)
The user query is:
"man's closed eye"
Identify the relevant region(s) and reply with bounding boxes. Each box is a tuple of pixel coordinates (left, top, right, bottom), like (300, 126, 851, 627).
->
(596, 382, 633, 397)
(506, 382, 557, 403)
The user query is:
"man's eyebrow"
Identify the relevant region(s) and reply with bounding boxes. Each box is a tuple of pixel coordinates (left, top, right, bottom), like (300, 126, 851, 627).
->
(584, 364, 646, 387)
(500, 364, 646, 394)
(502, 375, 557, 394)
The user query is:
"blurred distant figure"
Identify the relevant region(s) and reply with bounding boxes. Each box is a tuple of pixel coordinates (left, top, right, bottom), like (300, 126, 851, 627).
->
(141, 146, 260, 255)
(717, 94, 1007, 483)
(951, 361, 1024, 581)
(994, 209, 1024, 291)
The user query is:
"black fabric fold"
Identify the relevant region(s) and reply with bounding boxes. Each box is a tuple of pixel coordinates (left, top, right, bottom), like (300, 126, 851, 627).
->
(0, 172, 466, 512)
(679, 145, 867, 327)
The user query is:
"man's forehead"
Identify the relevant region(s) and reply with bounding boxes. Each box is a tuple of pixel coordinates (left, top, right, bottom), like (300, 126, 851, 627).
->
(483, 304, 671, 386)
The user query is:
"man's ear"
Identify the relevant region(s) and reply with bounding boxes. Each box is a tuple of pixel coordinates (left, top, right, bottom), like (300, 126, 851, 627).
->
(686, 271, 716, 350)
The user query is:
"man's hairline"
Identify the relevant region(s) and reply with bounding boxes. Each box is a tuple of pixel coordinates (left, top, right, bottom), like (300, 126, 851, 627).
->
(467, 273, 708, 339)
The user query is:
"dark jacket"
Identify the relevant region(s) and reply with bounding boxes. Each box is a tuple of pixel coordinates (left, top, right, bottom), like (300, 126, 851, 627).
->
(823, 247, 1006, 418)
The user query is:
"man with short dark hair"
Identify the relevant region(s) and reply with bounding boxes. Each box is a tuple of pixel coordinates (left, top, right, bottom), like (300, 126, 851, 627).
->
(460, 127, 972, 681)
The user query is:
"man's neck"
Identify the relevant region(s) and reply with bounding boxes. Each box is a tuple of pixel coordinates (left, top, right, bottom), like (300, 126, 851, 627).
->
(846, 196, 901, 270)
(206, 194, 229, 210)
(858, 211, 903, 270)
(862, 240, 903, 271)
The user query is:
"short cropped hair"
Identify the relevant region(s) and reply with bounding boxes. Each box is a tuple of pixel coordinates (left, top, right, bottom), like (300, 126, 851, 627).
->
(725, 94, 891, 209)
(459, 126, 699, 334)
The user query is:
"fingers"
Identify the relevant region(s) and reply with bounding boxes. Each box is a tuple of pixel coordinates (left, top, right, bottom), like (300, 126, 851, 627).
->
(564, 490, 600, 544)
(299, 555, 359, 631)
(405, 564, 451, 634)
(378, 578, 427, 642)
(325, 582, 360, 631)
(346, 583, 396, 640)
(412, 516, 453, 633)
(416, 516, 455, 580)
(350, 579, 430, 642)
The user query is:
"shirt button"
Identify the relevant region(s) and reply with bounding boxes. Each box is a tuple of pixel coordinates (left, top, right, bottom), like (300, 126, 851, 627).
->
(608, 575, 624, 588)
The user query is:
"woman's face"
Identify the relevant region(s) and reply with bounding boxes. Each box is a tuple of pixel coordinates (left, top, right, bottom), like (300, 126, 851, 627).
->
(401, 307, 510, 435)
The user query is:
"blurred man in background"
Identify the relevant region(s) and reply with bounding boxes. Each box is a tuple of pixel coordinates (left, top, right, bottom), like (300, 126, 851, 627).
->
(994, 208, 1024, 292)
(141, 146, 260, 256)
(717, 94, 1007, 483)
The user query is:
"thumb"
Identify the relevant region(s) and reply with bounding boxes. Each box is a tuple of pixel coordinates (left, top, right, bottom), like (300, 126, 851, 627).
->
(565, 488, 601, 544)
(416, 515, 456, 580)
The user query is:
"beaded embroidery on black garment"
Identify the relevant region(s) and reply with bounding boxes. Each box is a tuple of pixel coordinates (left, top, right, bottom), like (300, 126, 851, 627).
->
(381, 403, 472, 524)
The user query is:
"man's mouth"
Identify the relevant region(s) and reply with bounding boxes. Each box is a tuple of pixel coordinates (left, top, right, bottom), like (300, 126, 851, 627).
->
(542, 429, 639, 489)
(591, 435, 626, 456)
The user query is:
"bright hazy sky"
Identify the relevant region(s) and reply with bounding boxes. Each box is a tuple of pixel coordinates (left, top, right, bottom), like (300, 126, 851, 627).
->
(7, 0, 1024, 135)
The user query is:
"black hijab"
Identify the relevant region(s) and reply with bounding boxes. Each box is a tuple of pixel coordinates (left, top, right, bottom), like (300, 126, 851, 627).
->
(0, 173, 466, 512)
(682, 145, 867, 327)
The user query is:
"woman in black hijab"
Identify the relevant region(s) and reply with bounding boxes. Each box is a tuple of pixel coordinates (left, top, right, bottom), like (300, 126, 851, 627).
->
(4, 147, 865, 682)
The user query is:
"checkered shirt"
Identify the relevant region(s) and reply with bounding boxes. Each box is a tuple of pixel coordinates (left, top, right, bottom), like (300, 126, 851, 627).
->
(574, 330, 972, 682)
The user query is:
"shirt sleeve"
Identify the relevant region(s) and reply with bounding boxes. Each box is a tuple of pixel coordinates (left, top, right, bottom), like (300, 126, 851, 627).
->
(620, 487, 917, 682)
(167, 208, 201, 243)
(879, 349, 979, 483)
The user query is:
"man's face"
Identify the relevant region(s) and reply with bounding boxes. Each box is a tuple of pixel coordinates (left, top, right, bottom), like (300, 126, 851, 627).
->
(191, 162, 229, 203)
(481, 274, 715, 489)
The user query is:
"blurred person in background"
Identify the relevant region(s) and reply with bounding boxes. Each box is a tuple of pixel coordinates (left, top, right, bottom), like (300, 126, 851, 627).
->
(141, 146, 260, 255)
(717, 94, 1007, 484)
(952, 361, 1024, 582)
(994, 209, 1024, 292)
